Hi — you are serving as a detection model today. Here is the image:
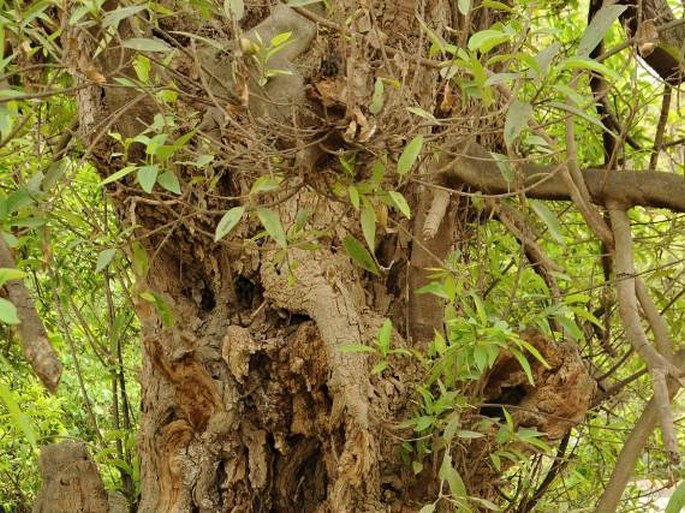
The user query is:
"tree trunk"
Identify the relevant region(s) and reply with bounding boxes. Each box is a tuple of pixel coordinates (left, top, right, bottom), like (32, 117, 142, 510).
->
(58, 1, 598, 511)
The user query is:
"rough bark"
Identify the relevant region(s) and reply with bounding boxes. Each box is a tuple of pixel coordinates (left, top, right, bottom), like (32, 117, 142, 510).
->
(32, 441, 109, 513)
(50, 0, 665, 511)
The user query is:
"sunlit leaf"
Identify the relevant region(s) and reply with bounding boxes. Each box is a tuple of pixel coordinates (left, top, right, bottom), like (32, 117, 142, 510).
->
(256, 208, 287, 248)
(577, 4, 627, 57)
(214, 206, 246, 241)
(504, 99, 532, 148)
(0, 380, 37, 448)
(665, 480, 685, 513)
(0, 298, 20, 324)
(530, 200, 565, 245)
(95, 248, 117, 273)
(137, 165, 159, 193)
(0, 268, 25, 287)
(468, 29, 509, 53)
(397, 135, 424, 175)
(388, 191, 411, 219)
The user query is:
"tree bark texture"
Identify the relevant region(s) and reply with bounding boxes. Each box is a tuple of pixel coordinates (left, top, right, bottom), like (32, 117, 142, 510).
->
(55, 0, 663, 510)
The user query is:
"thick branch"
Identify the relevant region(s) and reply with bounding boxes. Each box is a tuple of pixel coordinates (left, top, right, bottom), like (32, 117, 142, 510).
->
(0, 238, 62, 391)
(443, 142, 685, 212)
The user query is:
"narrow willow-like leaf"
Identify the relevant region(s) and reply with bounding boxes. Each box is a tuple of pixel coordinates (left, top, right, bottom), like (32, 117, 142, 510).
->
(0, 380, 37, 448)
(95, 248, 117, 273)
(360, 202, 376, 253)
(214, 206, 245, 242)
(577, 4, 627, 57)
(530, 200, 565, 245)
(256, 208, 287, 248)
(0, 268, 25, 287)
(388, 191, 411, 219)
(504, 99, 532, 147)
(397, 135, 424, 175)
(122, 38, 172, 53)
(342, 235, 379, 275)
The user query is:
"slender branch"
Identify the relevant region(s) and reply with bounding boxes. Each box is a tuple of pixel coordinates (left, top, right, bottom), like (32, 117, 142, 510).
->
(649, 86, 672, 171)
(596, 350, 685, 513)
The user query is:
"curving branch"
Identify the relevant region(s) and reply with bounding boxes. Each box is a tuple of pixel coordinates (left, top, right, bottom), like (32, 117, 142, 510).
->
(442, 142, 685, 212)
(607, 202, 680, 463)
(596, 350, 685, 513)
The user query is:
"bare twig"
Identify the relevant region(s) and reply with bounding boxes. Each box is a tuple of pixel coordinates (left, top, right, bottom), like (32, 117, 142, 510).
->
(648, 86, 672, 171)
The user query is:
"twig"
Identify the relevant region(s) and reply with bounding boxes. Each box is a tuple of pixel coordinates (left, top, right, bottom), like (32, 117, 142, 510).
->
(648, 86, 672, 171)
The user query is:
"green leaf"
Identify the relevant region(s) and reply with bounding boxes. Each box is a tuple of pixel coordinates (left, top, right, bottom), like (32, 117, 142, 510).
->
(137, 165, 159, 193)
(0, 380, 37, 448)
(122, 38, 173, 53)
(511, 350, 535, 386)
(388, 191, 411, 219)
(251, 175, 283, 195)
(418, 505, 436, 513)
(577, 4, 627, 57)
(95, 248, 117, 273)
(256, 208, 287, 248)
(407, 107, 437, 123)
(342, 235, 379, 275)
(102, 5, 146, 28)
(369, 77, 384, 115)
(458, 0, 470, 15)
(270, 31, 292, 48)
(131, 242, 149, 278)
(457, 430, 486, 439)
(397, 135, 424, 175)
(157, 171, 181, 194)
(549, 101, 608, 133)
(468, 29, 509, 53)
(377, 319, 392, 353)
(0, 268, 26, 287)
(530, 200, 565, 245)
(371, 360, 389, 375)
(348, 185, 360, 210)
(214, 206, 245, 242)
(224, 0, 244, 20)
(439, 452, 467, 499)
(360, 202, 376, 253)
(504, 99, 532, 148)
(0, 298, 20, 324)
(560, 57, 621, 82)
(665, 480, 685, 513)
